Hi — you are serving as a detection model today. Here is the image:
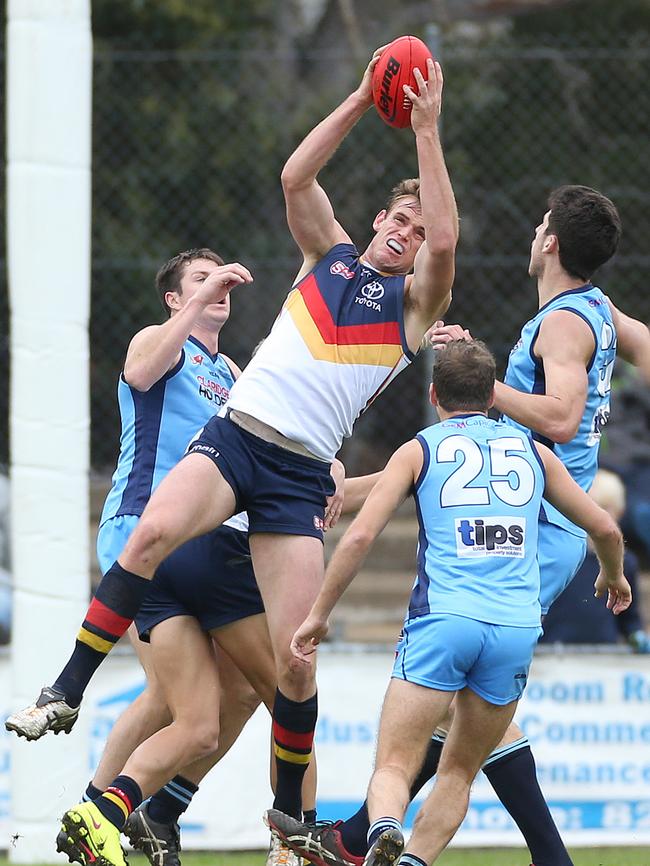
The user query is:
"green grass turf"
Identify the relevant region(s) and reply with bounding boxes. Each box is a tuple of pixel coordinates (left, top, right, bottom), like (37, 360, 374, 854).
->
(3, 850, 649, 866)
(161, 852, 649, 866)
(218, 852, 644, 866)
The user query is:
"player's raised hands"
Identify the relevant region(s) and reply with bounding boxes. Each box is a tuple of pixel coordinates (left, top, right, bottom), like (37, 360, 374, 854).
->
(403, 58, 443, 134)
(290, 615, 330, 666)
(196, 262, 253, 307)
(594, 571, 632, 615)
(356, 45, 389, 107)
(424, 320, 473, 350)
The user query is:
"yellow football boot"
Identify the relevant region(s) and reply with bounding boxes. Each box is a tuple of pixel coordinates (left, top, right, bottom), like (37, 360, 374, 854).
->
(57, 801, 127, 866)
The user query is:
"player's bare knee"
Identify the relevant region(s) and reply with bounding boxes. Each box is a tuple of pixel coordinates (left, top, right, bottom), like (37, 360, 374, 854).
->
(127, 514, 174, 565)
(280, 659, 316, 700)
(188, 717, 221, 759)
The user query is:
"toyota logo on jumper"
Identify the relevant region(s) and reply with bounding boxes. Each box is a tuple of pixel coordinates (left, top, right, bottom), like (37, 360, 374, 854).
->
(355, 280, 384, 311)
(361, 281, 385, 300)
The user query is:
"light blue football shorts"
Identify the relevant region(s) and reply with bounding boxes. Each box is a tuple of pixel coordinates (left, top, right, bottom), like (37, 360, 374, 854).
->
(96, 514, 140, 575)
(392, 612, 542, 705)
(538, 521, 587, 614)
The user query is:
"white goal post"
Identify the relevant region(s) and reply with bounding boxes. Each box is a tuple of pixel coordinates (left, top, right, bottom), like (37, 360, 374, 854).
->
(6, 1, 92, 860)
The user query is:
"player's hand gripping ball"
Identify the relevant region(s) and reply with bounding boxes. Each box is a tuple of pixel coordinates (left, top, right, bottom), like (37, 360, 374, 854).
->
(372, 35, 434, 128)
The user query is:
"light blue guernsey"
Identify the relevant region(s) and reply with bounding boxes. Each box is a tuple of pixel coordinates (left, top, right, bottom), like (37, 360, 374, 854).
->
(409, 414, 545, 627)
(100, 337, 235, 525)
(502, 284, 616, 536)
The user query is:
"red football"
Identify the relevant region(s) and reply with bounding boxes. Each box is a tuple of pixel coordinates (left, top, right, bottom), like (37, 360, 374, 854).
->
(372, 35, 434, 129)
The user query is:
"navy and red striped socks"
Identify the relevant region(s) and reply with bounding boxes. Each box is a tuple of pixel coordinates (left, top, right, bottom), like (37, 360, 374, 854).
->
(53, 562, 150, 706)
(95, 775, 143, 831)
(272, 689, 317, 819)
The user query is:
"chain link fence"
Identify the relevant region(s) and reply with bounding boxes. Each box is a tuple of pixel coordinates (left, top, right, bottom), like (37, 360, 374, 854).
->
(2, 18, 650, 478)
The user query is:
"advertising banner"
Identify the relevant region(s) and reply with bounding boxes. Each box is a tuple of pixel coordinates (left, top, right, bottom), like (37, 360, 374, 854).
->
(2, 649, 649, 850)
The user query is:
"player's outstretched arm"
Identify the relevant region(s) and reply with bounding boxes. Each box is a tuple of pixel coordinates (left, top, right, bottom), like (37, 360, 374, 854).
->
(290, 440, 422, 663)
(608, 300, 650, 384)
(537, 443, 631, 614)
(493, 310, 593, 443)
(280, 48, 385, 268)
(406, 59, 459, 332)
(123, 263, 252, 391)
(341, 471, 383, 514)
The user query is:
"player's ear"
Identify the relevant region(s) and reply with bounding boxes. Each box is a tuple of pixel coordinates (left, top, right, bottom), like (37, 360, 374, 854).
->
(487, 386, 495, 410)
(429, 383, 438, 407)
(372, 209, 388, 232)
(542, 232, 558, 254)
(166, 290, 182, 313)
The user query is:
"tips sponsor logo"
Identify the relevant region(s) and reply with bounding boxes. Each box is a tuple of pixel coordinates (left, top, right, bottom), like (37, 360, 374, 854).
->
(330, 260, 356, 280)
(455, 517, 526, 558)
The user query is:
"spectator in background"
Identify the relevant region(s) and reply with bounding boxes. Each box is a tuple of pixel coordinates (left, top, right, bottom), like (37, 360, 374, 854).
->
(541, 469, 650, 651)
(601, 361, 650, 560)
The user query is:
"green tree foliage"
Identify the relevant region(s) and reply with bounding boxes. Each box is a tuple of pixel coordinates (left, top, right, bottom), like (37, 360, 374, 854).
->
(92, 0, 275, 48)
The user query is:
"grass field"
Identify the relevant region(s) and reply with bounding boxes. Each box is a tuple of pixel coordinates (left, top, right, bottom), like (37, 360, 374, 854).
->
(3, 850, 649, 866)
(150, 853, 647, 866)
(158, 852, 649, 866)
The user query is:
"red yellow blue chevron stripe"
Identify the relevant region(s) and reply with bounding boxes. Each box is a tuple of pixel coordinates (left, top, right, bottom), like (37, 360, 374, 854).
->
(286, 274, 404, 366)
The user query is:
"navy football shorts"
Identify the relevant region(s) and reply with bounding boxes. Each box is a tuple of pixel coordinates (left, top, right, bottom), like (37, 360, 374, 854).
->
(134, 525, 264, 641)
(186, 414, 335, 541)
